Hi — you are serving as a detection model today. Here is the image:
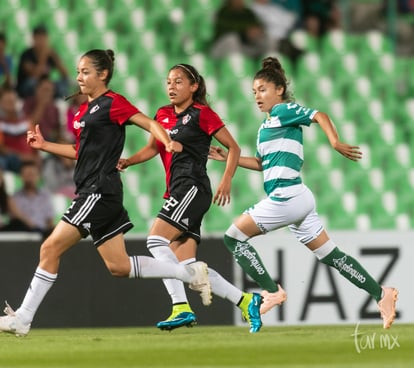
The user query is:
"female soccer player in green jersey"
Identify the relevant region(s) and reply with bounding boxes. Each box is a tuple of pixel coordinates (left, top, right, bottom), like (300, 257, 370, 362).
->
(209, 56, 398, 329)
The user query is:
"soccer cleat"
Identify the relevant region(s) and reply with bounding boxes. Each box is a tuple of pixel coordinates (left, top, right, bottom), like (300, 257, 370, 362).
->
(239, 293, 263, 333)
(378, 286, 398, 329)
(260, 284, 287, 315)
(157, 303, 197, 331)
(188, 261, 212, 306)
(0, 302, 31, 337)
(157, 311, 197, 331)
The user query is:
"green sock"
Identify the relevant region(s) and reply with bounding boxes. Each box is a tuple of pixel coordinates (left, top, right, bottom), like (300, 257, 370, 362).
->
(321, 247, 382, 302)
(224, 234, 278, 292)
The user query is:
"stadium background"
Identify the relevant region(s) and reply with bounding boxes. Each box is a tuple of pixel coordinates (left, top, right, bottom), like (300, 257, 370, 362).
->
(0, 0, 412, 328)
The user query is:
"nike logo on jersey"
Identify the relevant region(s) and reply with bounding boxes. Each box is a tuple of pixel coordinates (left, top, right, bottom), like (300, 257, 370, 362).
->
(90, 105, 100, 114)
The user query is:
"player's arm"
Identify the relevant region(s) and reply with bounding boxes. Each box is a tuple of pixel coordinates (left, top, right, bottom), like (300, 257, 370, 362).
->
(313, 111, 362, 161)
(209, 146, 262, 171)
(211, 127, 241, 206)
(27, 124, 76, 159)
(128, 112, 182, 153)
(118, 135, 159, 170)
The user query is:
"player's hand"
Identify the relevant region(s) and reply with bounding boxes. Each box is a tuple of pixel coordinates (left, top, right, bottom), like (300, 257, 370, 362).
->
(333, 141, 362, 161)
(213, 177, 232, 206)
(209, 146, 228, 161)
(166, 141, 182, 153)
(27, 124, 45, 150)
(117, 158, 130, 172)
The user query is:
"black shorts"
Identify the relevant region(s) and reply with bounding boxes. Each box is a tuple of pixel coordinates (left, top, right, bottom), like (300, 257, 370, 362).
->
(157, 184, 212, 243)
(62, 193, 133, 247)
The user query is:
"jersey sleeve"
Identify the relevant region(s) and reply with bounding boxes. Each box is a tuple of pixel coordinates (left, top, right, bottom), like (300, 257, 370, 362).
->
(273, 103, 318, 128)
(110, 94, 140, 125)
(199, 107, 225, 136)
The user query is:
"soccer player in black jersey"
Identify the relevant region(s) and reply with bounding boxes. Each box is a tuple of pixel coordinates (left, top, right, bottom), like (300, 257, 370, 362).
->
(119, 63, 263, 333)
(0, 50, 212, 337)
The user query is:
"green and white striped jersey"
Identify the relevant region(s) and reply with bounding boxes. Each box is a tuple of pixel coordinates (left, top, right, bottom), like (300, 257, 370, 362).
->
(256, 102, 318, 201)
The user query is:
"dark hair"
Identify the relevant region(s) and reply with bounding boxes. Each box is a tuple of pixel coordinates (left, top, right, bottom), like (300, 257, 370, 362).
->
(82, 49, 115, 85)
(0, 33, 6, 43)
(170, 64, 208, 106)
(254, 57, 293, 102)
(20, 160, 39, 173)
(33, 24, 48, 35)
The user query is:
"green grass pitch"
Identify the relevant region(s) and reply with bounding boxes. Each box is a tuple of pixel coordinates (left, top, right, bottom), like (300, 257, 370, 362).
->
(0, 324, 412, 368)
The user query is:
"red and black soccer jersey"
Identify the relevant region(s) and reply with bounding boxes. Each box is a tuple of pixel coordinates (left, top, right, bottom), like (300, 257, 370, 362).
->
(155, 102, 225, 195)
(72, 90, 139, 194)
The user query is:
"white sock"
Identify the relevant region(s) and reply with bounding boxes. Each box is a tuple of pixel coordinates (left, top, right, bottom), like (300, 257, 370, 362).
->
(129, 256, 192, 282)
(208, 268, 243, 304)
(147, 235, 188, 305)
(181, 258, 242, 304)
(16, 267, 57, 325)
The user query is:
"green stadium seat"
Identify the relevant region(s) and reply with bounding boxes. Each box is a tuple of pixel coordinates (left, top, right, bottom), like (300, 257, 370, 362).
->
(2, 0, 412, 232)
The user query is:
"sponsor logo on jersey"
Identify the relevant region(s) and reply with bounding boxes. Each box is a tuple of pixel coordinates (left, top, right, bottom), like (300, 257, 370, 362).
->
(90, 104, 100, 114)
(73, 120, 85, 129)
(181, 218, 189, 226)
(182, 114, 191, 125)
(162, 117, 169, 123)
(169, 128, 179, 136)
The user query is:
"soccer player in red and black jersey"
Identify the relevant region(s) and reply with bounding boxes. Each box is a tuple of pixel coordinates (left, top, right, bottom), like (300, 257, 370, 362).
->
(0, 51, 212, 337)
(119, 64, 263, 333)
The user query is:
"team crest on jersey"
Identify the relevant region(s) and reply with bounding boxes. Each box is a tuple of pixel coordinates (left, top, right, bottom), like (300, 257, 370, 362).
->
(182, 114, 191, 125)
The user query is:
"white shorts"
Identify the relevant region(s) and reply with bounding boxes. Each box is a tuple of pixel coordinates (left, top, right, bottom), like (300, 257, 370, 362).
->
(244, 185, 324, 245)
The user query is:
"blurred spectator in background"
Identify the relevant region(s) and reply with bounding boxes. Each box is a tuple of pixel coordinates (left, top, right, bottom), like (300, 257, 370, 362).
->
(23, 75, 61, 142)
(65, 93, 87, 142)
(272, 0, 302, 15)
(250, 0, 304, 64)
(302, 0, 341, 38)
(0, 167, 31, 231)
(210, 0, 267, 59)
(349, 0, 414, 56)
(0, 32, 13, 88)
(383, 0, 414, 55)
(0, 86, 38, 172)
(0, 127, 21, 174)
(16, 25, 69, 99)
(5, 160, 55, 238)
(42, 147, 76, 199)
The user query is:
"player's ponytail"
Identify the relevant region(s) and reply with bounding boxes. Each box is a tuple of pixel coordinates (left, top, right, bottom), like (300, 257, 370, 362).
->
(193, 74, 208, 106)
(254, 56, 293, 102)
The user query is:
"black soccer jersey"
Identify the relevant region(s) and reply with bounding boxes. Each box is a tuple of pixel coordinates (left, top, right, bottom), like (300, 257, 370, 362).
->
(156, 102, 225, 194)
(71, 91, 139, 194)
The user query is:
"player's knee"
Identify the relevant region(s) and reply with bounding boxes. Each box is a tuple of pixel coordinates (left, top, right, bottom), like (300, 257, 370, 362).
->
(39, 238, 62, 265)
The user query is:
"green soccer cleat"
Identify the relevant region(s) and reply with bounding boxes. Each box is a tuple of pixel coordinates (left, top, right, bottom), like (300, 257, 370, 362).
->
(239, 292, 263, 333)
(157, 303, 197, 331)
